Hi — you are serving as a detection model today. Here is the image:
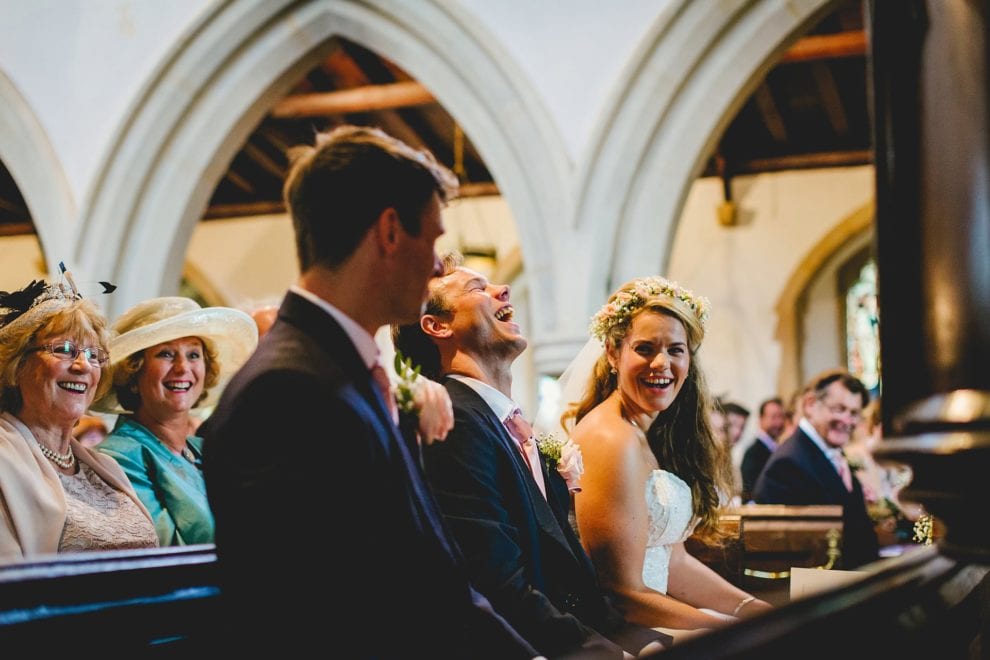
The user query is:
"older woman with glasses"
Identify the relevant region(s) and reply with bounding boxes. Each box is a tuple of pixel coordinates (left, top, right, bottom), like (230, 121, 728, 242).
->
(92, 297, 256, 546)
(0, 278, 158, 563)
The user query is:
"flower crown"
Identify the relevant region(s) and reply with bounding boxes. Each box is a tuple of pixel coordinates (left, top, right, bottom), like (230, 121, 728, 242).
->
(589, 276, 710, 343)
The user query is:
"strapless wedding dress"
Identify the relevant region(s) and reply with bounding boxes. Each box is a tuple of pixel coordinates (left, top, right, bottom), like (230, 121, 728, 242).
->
(643, 469, 697, 594)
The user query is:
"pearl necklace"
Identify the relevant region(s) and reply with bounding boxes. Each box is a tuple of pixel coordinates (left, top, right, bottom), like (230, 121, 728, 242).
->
(37, 440, 76, 470)
(181, 446, 196, 463)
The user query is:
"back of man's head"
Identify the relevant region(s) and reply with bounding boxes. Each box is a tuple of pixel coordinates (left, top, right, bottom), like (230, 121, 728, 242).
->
(392, 252, 464, 380)
(283, 125, 458, 271)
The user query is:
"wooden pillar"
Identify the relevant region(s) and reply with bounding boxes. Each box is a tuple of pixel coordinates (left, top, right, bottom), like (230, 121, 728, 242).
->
(871, 0, 990, 559)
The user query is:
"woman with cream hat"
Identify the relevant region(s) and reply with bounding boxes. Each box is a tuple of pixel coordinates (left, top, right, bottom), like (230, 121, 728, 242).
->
(93, 297, 257, 546)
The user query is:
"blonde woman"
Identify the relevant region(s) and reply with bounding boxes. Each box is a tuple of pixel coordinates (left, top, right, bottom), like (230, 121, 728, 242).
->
(560, 277, 771, 632)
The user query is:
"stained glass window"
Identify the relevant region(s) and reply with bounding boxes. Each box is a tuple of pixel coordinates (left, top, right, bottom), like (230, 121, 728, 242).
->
(845, 259, 880, 396)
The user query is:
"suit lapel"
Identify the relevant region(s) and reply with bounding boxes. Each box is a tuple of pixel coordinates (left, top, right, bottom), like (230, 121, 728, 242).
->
(796, 430, 849, 500)
(444, 379, 578, 558)
(281, 292, 455, 555)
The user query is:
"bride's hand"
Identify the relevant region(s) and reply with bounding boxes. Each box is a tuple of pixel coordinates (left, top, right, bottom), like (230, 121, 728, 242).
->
(414, 378, 454, 444)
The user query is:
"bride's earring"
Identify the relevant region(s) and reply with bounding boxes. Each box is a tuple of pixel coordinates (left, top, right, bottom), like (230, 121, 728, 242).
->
(610, 366, 618, 375)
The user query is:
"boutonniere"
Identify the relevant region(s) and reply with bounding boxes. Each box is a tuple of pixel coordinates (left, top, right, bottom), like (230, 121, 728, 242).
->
(536, 432, 584, 492)
(393, 350, 453, 445)
(393, 350, 421, 414)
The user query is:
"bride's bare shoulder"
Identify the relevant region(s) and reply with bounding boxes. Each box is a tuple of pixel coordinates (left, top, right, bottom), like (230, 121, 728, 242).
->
(571, 402, 638, 458)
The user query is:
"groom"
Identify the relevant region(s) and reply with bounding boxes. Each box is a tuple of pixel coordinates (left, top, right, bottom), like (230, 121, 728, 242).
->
(394, 254, 667, 658)
(204, 127, 536, 658)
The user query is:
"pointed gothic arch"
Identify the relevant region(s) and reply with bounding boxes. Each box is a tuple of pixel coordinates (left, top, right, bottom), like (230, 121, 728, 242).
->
(0, 69, 75, 264)
(75, 0, 566, 335)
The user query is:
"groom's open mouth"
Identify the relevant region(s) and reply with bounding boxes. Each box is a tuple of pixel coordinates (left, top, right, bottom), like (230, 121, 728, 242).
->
(494, 305, 515, 323)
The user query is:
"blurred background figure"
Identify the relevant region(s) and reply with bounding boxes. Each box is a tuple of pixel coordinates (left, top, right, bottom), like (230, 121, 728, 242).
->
(92, 297, 257, 546)
(721, 401, 750, 448)
(740, 397, 786, 503)
(844, 397, 922, 549)
(249, 304, 279, 340)
(73, 415, 108, 448)
(0, 278, 158, 562)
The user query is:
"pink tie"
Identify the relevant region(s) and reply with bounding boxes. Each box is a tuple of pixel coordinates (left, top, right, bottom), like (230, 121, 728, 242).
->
(504, 409, 547, 499)
(370, 361, 399, 425)
(833, 452, 853, 492)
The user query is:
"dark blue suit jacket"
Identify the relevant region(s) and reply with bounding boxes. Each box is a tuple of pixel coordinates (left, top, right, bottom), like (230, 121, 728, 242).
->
(203, 292, 535, 658)
(422, 378, 627, 657)
(751, 427, 879, 568)
(740, 438, 773, 502)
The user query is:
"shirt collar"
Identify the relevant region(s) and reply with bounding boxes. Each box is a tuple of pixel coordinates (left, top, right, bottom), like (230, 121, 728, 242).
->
(447, 374, 518, 422)
(756, 429, 778, 451)
(799, 417, 842, 458)
(290, 284, 380, 370)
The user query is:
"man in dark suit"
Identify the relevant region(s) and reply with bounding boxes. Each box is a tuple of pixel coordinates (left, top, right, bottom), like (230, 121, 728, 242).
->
(394, 255, 666, 659)
(752, 370, 879, 568)
(203, 127, 537, 658)
(740, 397, 786, 502)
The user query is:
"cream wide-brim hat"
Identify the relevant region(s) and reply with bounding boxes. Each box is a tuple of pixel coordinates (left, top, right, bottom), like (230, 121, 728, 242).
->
(91, 296, 258, 414)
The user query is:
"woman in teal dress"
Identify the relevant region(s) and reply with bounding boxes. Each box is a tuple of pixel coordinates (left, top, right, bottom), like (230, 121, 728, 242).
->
(92, 297, 257, 545)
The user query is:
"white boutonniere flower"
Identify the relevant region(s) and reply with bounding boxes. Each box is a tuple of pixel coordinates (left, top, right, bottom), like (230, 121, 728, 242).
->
(536, 432, 584, 492)
(394, 350, 453, 445)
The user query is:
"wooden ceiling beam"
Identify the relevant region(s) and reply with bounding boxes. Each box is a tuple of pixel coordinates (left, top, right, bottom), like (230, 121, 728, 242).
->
(271, 81, 435, 118)
(811, 62, 849, 136)
(734, 149, 871, 174)
(203, 181, 501, 220)
(754, 83, 788, 142)
(780, 30, 867, 63)
(242, 142, 286, 180)
(0, 222, 35, 236)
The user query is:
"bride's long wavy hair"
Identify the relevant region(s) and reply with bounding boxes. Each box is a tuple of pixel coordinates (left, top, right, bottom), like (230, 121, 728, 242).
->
(562, 285, 731, 542)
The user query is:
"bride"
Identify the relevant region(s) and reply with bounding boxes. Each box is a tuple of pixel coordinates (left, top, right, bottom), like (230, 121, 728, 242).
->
(560, 276, 771, 631)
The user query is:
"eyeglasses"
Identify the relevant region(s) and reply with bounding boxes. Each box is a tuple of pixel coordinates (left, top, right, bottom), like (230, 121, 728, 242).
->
(819, 400, 863, 423)
(29, 340, 109, 367)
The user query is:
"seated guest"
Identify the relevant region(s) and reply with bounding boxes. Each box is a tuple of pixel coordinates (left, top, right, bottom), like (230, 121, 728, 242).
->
(753, 370, 879, 568)
(0, 278, 158, 562)
(562, 276, 771, 631)
(721, 401, 750, 448)
(394, 254, 667, 658)
(204, 126, 537, 657)
(740, 397, 786, 502)
(93, 297, 257, 546)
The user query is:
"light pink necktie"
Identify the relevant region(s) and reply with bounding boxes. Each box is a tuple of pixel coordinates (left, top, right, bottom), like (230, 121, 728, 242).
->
(370, 361, 399, 425)
(833, 452, 853, 492)
(504, 409, 547, 499)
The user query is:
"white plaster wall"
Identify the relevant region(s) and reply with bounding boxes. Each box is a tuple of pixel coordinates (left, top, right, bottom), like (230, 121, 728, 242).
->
(185, 214, 298, 307)
(0, 0, 210, 200)
(0, 235, 46, 291)
(667, 166, 875, 440)
(456, 0, 667, 160)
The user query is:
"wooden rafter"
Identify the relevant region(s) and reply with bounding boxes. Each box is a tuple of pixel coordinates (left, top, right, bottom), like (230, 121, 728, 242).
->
(811, 62, 848, 136)
(754, 83, 788, 142)
(271, 81, 435, 118)
(780, 30, 866, 63)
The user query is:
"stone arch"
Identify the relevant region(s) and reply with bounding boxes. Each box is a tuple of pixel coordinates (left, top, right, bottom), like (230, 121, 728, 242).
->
(775, 202, 874, 397)
(571, 0, 837, 331)
(76, 0, 567, 332)
(0, 69, 75, 266)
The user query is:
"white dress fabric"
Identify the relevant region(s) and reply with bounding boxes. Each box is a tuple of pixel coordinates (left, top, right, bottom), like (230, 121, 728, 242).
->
(643, 469, 698, 594)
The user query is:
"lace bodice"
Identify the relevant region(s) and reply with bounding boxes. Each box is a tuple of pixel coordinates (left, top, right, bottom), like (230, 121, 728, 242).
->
(57, 461, 159, 553)
(643, 469, 697, 594)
